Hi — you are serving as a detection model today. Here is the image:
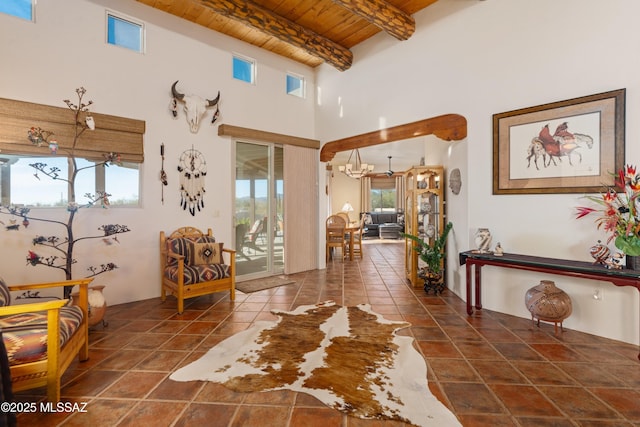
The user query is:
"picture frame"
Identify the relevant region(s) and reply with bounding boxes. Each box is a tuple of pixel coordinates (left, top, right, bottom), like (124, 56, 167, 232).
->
(493, 89, 625, 194)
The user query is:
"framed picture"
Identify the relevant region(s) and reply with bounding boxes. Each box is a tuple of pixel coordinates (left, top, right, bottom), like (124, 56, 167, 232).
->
(493, 89, 625, 194)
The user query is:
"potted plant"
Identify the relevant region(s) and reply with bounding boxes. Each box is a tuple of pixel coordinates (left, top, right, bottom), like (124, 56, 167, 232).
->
(402, 221, 453, 293)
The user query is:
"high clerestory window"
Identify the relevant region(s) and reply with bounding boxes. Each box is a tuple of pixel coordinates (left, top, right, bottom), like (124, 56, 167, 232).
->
(233, 54, 256, 84)
(0, 0, 34, 21)
(106, 11, 144, 53)
(286, 73, 305, 98)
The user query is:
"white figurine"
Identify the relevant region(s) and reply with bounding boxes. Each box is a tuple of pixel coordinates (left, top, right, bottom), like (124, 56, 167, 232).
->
(494, 242, 503, 256)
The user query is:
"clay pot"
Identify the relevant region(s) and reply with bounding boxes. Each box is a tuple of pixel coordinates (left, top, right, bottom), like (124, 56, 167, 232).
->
(71, 285, 107, 327)
(524, 280, 572, 334)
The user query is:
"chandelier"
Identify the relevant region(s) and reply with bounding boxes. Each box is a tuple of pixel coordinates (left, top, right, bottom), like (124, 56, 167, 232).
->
(338, 149, 374, 179)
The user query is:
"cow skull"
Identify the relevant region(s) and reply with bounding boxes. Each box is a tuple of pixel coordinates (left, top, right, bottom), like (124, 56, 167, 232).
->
(171, 80, 220, 133)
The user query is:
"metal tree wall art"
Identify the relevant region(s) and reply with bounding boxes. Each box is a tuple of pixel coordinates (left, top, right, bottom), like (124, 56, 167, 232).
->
(0, 87, 130, 298)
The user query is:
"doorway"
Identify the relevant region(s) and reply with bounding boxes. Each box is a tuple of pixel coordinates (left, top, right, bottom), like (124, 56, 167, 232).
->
(234, 141, 284, 279)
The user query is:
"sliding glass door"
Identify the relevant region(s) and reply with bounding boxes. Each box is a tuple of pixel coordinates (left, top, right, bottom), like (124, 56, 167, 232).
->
(234, 141, 284, 278)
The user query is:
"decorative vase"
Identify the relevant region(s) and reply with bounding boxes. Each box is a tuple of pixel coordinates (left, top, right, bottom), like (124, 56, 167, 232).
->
(524, 280, 572, 334)
(626, 255, 640, 270)
(589, 240, 610, 265)
(474, 228, 492, 253)
(72, 285, 107, 328)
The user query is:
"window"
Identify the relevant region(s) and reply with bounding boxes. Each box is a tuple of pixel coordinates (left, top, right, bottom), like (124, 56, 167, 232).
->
(0, 0, 35, 21)
(0, 0, 33, 21)
(0, 155, 139, 207)
(370, 177, 396, 212)
(286, 73, 305, 98)
(106, 12, 144, 53)
(233, 55, 256, 84)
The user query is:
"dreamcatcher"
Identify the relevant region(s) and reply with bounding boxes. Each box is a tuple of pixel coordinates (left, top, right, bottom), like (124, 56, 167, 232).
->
(178, 146, 206, 216)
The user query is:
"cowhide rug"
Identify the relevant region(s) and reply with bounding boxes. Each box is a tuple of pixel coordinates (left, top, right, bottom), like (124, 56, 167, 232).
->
(170, 301, 461, 426)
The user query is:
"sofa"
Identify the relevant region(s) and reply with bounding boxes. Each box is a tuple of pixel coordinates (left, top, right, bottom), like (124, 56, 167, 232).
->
(361, 212, 405, 238)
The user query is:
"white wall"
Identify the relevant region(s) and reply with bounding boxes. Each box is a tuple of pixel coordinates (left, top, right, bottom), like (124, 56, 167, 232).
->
(316, 0, 640, 345)
(0, 0, 316, 305)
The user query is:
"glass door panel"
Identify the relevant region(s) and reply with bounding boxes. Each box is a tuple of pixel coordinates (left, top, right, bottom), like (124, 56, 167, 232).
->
(235, 142, 284, 278)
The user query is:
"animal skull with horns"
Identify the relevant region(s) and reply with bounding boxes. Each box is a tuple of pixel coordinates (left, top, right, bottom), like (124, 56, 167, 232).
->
(171, 80, 220, 133)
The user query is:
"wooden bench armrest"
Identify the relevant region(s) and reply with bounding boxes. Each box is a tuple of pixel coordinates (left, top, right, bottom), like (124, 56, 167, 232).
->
(0, 299, 68, 316)
(8, 278, 93, 292)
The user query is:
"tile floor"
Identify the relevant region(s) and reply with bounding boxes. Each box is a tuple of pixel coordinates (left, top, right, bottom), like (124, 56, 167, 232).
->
(14, 240, 640, 426)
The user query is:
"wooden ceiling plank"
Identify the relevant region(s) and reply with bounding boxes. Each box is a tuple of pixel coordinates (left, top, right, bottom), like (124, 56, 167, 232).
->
(197, 0, 353, 71)
(332, 0, 415, 40)
(319, 114, 467, 162)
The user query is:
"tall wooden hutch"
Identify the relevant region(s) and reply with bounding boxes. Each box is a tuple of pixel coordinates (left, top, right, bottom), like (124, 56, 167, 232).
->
(404, 166, 445, 286)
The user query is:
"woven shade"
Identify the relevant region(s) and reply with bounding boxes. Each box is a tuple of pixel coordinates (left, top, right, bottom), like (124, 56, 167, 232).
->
(0, 97, 145, 163)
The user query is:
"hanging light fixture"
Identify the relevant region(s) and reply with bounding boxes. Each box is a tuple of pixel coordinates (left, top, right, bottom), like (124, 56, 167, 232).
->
(338, 149, 374, 179)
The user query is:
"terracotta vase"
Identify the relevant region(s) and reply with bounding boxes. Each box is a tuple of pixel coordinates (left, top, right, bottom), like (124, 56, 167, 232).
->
(524, 280, 572, 334)
(71, 285, 107, 327)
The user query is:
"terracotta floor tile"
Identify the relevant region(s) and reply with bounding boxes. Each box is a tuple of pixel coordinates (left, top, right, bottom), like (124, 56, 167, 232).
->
(441, 382, 506, 415)
(61, 370, 124, 397)
(489, 384, 562, 417)
(590, 387, 640, 420)
(556, 362, 624, 387)
(537, 386, 621, 420)
(429, 359, 481, 382)
(117, 401, 187, 427)
(148, 377, 203, 401)
(469, 360, 528, 384)
(10, 241, 640, 426)
(492, 342, 546, 361)
(512, 361, 578, 386)
(101, 371, 166, 398)
(290, 406, 343, 426)
(135, 349, 189, 371)
(173, 402, 237, 427)
(231, 405, 291, 427)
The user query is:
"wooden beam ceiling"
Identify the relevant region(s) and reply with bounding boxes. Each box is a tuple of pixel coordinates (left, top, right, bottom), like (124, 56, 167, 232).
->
(137, 0, 439, 71)
(197, 0, 353, 71)
(332, 0, 415, 41)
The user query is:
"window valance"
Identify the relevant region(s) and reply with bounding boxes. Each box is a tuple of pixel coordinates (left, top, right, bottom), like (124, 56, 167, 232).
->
(0, 97, 145, 163)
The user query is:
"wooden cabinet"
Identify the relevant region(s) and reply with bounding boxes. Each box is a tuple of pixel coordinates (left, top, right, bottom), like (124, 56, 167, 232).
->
(404, 166, 445, 286)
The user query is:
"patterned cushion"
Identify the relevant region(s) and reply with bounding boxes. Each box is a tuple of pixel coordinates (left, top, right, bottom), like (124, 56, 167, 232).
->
(164, 263, 230, 285)
(0, 278, 10, 307)
(191, 242, 224, 265)
(0, 305, 83, 365)
(167, 235, 216, 266)
(363, 214, 373, 225)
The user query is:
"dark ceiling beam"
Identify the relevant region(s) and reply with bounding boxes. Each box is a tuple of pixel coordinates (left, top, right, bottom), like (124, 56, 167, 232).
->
(320, 114, 467, 162)
(332, 0, 415, 40)
(198, 0, 353, 71)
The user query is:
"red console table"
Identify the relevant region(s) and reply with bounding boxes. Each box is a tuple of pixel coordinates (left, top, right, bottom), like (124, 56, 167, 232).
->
(459, 250, 640, 359)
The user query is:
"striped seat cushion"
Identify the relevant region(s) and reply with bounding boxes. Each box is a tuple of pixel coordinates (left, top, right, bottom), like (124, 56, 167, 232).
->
(0, 305, 84, 365)
(164, 263, 230, 285)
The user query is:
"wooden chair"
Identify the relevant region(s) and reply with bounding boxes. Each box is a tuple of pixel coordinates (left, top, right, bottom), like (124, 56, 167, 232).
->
(335, 212, 351, 225)
(350, 216, 365, 259)
(326, 215, 347, 261)
(0, 278, 93, 401)
(160, 227, 235, 314)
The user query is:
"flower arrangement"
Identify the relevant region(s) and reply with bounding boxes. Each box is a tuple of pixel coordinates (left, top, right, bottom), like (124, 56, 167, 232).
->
(576, 164, 640, 256)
